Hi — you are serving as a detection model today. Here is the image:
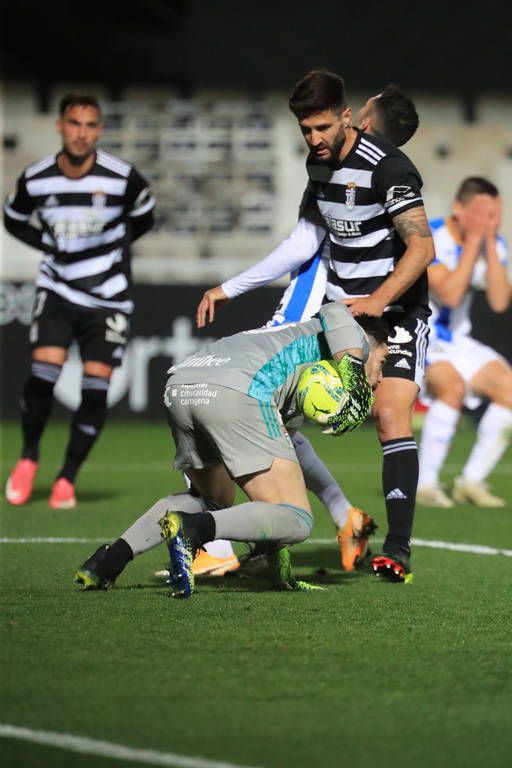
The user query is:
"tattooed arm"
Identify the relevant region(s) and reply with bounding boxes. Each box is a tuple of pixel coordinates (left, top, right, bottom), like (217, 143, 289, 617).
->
(343, 206, 434, 316)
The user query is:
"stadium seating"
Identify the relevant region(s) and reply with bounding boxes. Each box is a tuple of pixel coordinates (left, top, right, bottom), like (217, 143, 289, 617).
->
(2, 82, 511, 284)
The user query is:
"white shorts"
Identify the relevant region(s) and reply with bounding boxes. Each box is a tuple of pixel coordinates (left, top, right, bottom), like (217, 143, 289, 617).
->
(425, 334, 504, 409)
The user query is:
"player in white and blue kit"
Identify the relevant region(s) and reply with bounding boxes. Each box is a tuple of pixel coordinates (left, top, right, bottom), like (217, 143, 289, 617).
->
(417, 177, 512, 507)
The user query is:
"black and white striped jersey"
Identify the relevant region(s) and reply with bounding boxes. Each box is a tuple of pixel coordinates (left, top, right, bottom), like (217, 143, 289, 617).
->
(4, 149, 155, 314)
(301, 129, 429, 311)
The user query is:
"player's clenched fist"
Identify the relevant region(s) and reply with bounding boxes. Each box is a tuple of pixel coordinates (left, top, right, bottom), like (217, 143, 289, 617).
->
(196, 286, 230, 328)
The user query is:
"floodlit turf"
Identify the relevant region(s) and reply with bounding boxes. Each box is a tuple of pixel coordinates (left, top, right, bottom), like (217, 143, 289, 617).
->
(1, 419, 511, 768)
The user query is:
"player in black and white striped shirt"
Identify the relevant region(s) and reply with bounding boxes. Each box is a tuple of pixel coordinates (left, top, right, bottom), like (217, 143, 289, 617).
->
(4, 93, 155, 509)
(198, 72, 435, 581)
(291, 74, 433, 581)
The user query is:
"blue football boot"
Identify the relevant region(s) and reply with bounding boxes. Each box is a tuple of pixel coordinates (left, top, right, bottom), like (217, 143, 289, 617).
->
(158, 511, 195, 599)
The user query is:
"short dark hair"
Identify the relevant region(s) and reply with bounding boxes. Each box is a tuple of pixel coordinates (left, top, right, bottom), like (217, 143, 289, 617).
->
(370, 84, 418, 146)
(455, 176, 499, 203)
(289, 69, 347, 120)
(356, 314, 389, 347)
(59, 93, 101, 117)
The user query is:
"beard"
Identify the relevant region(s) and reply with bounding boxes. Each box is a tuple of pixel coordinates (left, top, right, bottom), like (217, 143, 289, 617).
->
(61, 145, 94, 166)
(314, 129, 346, 165)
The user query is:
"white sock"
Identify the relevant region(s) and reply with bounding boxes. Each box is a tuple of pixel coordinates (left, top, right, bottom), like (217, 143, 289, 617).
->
(203, 539, 236, 558)
(418, 400, 459, 488)
(291, 430, 351, 528)
(462, 403, 512, 483)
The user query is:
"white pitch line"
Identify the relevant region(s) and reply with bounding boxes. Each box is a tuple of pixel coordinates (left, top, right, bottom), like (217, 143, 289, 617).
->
(0, 536, 511, 557)
(0, 537, 106, 544)
(411, 537, 512, 558)
(308, 537, 512, 557)
(0, 724, 260, 768)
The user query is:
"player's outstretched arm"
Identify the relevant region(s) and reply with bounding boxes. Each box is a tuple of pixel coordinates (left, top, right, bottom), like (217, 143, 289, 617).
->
(195, 218, 325, 327)
(196, 285, 231, 328)
(344, 206, 434, 317)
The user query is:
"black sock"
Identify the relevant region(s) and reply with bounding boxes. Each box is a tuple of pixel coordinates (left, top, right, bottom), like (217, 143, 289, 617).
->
(180, 511, 216, 545)
(381, 437, 419, 556)
(58, 377, 109, 483)
(20, 363, 62, 460)
(105, 538, 134, 578)
(250, 541, 274, 557)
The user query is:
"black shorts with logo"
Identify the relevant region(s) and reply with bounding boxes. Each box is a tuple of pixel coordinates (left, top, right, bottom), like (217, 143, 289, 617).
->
(382, 307, 430, 386)
(29, 289, 130, 367)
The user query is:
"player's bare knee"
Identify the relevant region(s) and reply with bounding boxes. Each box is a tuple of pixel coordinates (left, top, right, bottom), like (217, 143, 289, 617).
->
(32, 346, 67, 366)
(489, 368, 512, 409)
(435, 377, 465, 408)
(190, 483, 235, 509)
(211, 486, 236, 508)
(185, 466, 235, 508)
(373, 401, 412, 440)
(83, 361, 113, 380)
(489, 383, 512, 410)
(471, 363, 512, 408)
(426, 363, 465, 408)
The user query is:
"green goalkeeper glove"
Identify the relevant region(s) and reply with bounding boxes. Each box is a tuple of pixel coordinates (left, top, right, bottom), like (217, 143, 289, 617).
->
(322, 354, 375, 436)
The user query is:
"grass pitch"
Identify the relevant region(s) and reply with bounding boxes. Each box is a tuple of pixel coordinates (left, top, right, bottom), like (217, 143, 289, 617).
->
(1, 419, 511, 768)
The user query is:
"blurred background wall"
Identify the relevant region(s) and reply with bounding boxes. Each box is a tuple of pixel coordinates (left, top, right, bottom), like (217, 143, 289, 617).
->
(1, 0, 511, 416)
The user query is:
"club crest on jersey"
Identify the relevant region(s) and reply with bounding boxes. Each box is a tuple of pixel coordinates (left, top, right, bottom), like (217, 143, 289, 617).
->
(345, 182, 356, 209)
(92, 191, 106, 208)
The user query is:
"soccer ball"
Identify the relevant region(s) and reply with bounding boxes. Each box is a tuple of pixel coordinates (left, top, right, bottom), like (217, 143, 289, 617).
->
(297, 360, 346, 425)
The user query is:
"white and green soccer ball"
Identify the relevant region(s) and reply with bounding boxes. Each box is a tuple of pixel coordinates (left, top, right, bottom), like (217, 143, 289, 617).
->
(297, 360, 346, 425)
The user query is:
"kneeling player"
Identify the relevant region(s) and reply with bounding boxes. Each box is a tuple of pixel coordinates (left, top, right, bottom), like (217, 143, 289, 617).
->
(74, 302, 388, 598)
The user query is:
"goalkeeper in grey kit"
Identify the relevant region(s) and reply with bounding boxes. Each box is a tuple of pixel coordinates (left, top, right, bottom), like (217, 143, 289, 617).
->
(75, 302, 387, 598)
